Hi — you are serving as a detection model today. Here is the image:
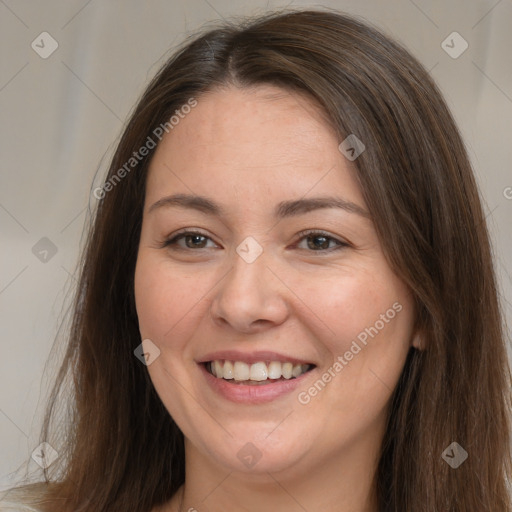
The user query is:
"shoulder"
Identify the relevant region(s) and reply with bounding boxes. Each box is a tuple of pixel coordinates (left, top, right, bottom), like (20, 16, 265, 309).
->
(0, 483, 49, 512)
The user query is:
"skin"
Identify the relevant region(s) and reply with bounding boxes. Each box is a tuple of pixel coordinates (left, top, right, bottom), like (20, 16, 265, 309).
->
(134, 85, 419, 512)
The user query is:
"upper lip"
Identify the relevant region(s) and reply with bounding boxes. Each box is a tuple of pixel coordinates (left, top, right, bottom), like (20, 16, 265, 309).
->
(196, 350, 316, 366)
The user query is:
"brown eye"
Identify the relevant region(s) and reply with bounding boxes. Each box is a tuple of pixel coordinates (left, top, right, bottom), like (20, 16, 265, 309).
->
(183, 234, 208, 248)
(295, 230, 348, 252)
(163, 231, 217, 250)
(306, 234, 330, 250)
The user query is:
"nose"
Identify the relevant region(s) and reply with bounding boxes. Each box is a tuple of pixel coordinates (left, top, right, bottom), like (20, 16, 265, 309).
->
(209, 249, 290, 334)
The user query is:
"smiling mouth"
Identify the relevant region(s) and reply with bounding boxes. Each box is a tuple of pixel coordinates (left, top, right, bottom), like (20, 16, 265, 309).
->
(204, 360, 315, 385)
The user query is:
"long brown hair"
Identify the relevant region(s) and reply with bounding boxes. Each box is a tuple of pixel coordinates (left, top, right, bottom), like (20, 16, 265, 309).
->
(10, 8, 511, 511)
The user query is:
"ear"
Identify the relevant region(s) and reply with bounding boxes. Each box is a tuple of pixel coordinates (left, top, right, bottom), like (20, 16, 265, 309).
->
(411, 332, 424, 350)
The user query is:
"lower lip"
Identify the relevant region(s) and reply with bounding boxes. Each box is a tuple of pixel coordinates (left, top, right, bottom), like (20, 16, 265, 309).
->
(199, 363, 314, 404)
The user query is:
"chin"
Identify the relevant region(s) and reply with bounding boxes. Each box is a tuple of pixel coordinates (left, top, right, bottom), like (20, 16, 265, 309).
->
(194, 427, 312, 476)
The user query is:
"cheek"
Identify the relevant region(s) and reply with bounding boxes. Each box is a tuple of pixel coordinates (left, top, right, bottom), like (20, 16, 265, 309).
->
(303, 266, 409, 350)
(134, 255, 198, 344)
(300, 265, 414, 406)
(292, 279, 413, 451)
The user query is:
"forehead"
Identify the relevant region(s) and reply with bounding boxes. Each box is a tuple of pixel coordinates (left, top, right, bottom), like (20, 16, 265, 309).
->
(145, 85, 365, 210)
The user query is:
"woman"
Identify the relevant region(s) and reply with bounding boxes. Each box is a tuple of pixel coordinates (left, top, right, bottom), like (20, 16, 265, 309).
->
(1, 8, 510, 512)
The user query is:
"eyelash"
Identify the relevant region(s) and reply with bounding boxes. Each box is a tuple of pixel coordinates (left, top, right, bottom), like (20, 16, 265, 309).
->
(161, 228, 349, 253)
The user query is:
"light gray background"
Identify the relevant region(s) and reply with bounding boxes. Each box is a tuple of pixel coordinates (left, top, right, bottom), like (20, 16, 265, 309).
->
(1, 0, 511, 489)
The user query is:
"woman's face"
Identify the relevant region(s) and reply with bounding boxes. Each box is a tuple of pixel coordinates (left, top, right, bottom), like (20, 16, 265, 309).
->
(134, 85, 416, 478)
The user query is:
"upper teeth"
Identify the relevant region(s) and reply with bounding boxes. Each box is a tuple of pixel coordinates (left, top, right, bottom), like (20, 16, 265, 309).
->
(208, 360, 311, 381)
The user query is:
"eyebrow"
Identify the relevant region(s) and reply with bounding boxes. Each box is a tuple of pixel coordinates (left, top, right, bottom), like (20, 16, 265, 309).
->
(148, 193, 370, 219)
